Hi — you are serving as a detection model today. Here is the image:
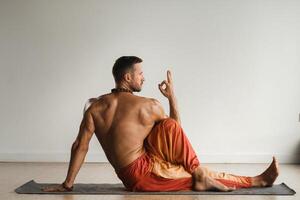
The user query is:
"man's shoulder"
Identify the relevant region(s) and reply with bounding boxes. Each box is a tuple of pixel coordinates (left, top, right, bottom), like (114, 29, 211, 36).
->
(136, 97, 164, 114)
(83, 93, 111, 114)
(133, 96, 165, 122)
(147, 96, 163, 106)
(135, 95, 161, 106)
(140, 97, 166, 120)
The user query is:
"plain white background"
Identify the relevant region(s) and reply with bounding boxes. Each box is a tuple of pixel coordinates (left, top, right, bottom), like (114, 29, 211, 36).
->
(0, 0, 299, 163)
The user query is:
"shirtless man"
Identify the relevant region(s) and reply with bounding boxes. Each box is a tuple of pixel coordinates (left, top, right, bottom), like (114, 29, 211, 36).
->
(44, 56, 279, 192)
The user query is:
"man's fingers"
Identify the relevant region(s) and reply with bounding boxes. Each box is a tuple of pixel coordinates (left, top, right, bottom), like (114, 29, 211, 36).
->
(158, 84, 164, 94)
(158, 83, 166, 93)
(167, 70, 172, 83)
(42, 185, 66, 192)
(159, 80, 168, 88)
(158, 82, 169, 97)
(159, 79, 171, 97)
(41, 187, 49, 192)
(42, 187, 57, 192)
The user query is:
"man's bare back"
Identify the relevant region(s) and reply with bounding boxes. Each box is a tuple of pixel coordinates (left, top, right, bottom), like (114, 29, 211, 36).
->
(87, 93, 165, 170)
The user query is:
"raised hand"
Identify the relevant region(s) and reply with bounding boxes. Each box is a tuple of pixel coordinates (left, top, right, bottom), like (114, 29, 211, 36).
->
(158, 70, 175, 99)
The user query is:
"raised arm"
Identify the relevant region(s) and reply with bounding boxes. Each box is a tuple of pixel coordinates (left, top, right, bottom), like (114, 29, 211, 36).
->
(43, 110, 95, 192)
(158, 70, 181, 125)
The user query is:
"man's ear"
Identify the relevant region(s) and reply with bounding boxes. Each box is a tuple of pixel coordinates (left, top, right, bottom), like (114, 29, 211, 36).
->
(124, 72, 132, 82)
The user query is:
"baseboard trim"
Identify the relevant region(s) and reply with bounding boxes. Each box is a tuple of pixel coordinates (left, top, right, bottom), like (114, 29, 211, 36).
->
(0, 153, 299, 163)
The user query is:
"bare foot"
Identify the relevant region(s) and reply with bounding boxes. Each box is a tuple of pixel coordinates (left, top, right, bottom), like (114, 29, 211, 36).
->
(192, 167, 236, 192)
(253, 156, 279, 187)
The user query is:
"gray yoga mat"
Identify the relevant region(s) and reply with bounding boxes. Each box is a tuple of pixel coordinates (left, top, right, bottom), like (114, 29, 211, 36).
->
(15, 180, 296, 195)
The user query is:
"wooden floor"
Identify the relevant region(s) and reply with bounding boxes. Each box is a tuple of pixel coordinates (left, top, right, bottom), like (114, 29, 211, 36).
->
(1, 162, 299, 200)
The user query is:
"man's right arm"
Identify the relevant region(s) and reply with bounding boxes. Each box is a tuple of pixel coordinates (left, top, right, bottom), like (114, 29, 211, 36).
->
(158, 70, 181, 125)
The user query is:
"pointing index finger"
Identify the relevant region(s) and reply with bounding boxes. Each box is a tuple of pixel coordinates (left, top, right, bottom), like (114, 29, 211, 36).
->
(167, 70, 172, 82)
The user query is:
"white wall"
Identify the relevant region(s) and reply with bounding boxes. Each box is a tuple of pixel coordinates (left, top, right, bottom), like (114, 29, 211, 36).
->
(1, 0, 299, 163)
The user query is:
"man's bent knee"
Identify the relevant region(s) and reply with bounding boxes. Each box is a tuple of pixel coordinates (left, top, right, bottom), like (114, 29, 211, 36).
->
(160, 118, 180, 130)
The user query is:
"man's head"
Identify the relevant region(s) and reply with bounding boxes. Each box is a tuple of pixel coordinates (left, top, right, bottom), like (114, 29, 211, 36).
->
(112, 56, 145, 92)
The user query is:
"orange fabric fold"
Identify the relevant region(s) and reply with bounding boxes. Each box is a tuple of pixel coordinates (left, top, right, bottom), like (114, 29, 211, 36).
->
(115, 152, 193, 191)
(200, 166, 252, 189)
(116, 118, 200, 191)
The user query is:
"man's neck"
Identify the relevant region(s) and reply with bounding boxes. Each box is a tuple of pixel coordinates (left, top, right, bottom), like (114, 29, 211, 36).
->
(113, 83, 133, 94)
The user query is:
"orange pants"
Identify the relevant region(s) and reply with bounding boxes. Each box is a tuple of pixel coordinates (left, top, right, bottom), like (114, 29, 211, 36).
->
(116, 118, 252, 191)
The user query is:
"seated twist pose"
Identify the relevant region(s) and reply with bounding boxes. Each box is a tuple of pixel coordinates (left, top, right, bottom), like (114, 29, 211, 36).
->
(44, 56, 279, 192)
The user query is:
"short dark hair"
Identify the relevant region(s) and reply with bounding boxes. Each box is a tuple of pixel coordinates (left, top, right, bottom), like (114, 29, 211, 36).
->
(112, 56, 143, 83)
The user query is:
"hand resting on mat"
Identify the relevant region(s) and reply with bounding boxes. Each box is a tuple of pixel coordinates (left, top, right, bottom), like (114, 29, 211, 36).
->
(42, 182, 73, 192)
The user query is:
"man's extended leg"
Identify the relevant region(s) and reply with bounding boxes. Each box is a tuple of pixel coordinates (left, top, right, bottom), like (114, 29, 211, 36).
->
(199, 156, 279, 188)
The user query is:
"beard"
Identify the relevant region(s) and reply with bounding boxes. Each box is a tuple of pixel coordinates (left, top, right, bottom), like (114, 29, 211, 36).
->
(132, 86, 142, 92)
(130, 83, 142, 92)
